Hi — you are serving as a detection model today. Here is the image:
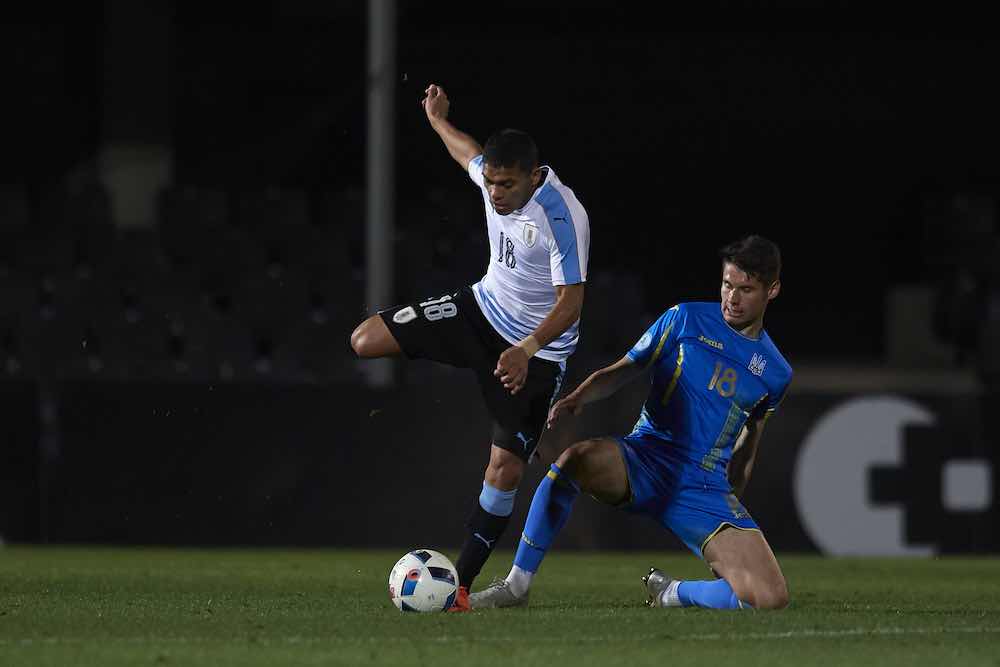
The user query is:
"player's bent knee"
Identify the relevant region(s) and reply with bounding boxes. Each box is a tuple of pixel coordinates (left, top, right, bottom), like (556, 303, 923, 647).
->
(485, 466, 523, 491)
(555, 439, 623, 501)
(485, 450, 524, 491)
(724, 570, 788, 610)
(350, 317, 393, 358)
(350, 322, 371, 357)
(757, 579, 789, 610)
(554, 439, 598, 475)
(747, 579, 789, 610)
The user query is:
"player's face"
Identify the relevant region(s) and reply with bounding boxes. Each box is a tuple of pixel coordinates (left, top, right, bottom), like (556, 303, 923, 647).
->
(720, 262, 780, 330)
(482, 163, 541, 215)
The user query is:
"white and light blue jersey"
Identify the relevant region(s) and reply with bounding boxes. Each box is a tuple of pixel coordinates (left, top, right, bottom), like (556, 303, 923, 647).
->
(467, 155, 590, 363)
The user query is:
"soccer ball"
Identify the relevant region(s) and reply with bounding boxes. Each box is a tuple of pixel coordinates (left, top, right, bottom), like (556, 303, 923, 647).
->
(387, 549, 459, 612)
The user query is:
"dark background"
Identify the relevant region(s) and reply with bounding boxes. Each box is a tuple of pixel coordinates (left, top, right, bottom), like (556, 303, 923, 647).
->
(1, 3, 997, 550)
(7, 5, 1000, 360)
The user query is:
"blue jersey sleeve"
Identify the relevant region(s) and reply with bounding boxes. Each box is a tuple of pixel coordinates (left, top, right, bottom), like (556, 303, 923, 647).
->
(627, 305, 681, 368)
(765, 377, 791, 417)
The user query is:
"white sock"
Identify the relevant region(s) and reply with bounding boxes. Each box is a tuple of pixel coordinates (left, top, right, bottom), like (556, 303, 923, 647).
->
(505, 565, 534, 598)
(659, 580, 682, 607)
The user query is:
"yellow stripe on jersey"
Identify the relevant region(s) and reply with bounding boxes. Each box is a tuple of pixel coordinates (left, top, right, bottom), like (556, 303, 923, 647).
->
(660, 343, 685, 405)
(647, 323, 674, 367)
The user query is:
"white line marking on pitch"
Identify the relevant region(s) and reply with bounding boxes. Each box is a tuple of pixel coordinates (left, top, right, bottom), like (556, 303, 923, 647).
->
(3, 626, 1000, 646)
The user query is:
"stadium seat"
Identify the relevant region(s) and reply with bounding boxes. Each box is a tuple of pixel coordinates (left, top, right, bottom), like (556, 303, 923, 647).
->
(0, 185, 31, 228)
(237, 266, 312, 338)
(153, 297, 258, 382)
(0, 270, 34, 377)
(0, 186, 31, 273)
(34, 183, 115, 274)
(159, 185, 230, 229)
(273, 312, 358, 383)
(20, 276, 101, 380)
(233, 187, 311, 231)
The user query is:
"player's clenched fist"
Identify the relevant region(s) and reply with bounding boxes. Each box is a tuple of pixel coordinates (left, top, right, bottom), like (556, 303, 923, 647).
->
(494, 345, 529, 395)
(422, 84, 450, 121)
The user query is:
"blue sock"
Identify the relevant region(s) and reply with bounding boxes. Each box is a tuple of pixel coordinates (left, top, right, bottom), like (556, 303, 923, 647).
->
(677, 579, 751, 609)
(513, 464, 580, 573)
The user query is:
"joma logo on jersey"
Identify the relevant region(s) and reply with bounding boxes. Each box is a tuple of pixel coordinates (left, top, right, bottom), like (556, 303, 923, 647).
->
(748, 353, 767, 377)
(698, 335, 723, 350)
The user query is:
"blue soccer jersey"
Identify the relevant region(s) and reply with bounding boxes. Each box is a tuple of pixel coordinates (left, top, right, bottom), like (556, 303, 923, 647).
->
(625, 302, 793, 477)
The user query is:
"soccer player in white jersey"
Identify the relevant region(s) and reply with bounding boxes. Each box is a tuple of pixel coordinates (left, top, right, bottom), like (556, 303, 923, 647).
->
(350, 84, 590, 611)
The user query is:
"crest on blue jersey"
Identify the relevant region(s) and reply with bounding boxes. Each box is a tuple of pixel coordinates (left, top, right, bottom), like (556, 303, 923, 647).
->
(522, 223, 538, 248)
(748, 353, 767, 377)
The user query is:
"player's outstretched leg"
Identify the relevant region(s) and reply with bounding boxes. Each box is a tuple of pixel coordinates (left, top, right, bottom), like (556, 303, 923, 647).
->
(450, 446, 523, 611)
(471, 438, 628, 609)
(470, 461, 577, 609)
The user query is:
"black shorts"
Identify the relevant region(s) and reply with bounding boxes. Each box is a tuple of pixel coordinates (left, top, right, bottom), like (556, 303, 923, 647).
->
(379, 286, 563, 462)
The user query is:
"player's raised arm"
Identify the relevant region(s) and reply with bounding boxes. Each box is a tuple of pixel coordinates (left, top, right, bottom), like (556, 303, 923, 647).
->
(422, 84, 483, 169)
(546, 354, 646, 429)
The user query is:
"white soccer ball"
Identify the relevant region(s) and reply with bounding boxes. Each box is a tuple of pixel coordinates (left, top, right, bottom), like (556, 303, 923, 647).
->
(387, 549, 459, 612)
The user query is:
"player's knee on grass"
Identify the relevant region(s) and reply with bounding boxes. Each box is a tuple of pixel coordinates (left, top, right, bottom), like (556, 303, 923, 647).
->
(756, 577, 789, 610)
(728, 571, 789, 610)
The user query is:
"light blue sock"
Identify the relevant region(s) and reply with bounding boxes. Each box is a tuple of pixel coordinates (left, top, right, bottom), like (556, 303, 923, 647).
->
(677, 579, 751, 609)
(512, 463, 580, 573)
(479, 481, 517, 517)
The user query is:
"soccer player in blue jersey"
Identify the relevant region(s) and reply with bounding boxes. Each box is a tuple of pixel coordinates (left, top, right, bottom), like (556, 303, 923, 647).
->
(471, 235, 791, 610)
(351, 84, 590, 611)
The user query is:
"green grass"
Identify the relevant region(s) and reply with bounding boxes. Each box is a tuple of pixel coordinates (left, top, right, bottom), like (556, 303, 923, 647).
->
(1, 547, 998, 666)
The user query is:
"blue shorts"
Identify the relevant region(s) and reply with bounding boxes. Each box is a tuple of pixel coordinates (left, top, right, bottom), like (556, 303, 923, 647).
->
(615, 433, 760, 559)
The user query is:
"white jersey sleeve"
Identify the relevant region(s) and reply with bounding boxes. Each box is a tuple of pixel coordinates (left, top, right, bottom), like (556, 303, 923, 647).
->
(468, 154, 485, 187)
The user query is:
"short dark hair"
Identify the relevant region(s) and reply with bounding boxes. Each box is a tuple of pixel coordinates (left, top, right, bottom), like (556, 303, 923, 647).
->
(483, 128, 538, 174)
(719, 235, 782, 285)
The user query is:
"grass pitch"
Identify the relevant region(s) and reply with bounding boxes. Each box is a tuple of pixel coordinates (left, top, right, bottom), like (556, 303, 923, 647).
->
(1, 547, 998, 666)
